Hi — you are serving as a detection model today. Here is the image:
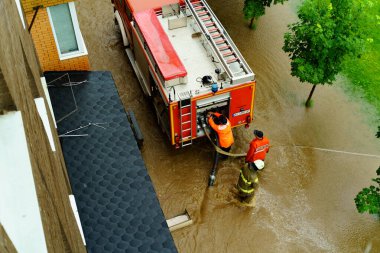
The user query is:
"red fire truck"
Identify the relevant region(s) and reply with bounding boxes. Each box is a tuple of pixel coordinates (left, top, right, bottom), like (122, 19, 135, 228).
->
(112, 0, 256, 148)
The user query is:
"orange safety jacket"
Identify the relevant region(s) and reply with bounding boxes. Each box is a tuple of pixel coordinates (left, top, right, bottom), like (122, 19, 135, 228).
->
(208, 113, 234, 148)
(245, 137, 270, 163)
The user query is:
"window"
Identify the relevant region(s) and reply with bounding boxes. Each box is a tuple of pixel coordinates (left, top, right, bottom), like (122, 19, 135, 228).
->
(47, 2, 87, 60)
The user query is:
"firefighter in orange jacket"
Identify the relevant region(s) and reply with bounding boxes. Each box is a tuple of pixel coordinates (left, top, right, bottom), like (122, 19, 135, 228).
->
(207, 112, 234, 156)
(246, 130, 270, 168)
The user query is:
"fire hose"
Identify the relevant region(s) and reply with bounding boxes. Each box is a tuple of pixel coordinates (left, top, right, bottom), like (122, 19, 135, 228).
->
(199, 117, 379, 186)
(199, 118, 246, 186)
(201, 122, 247, 158)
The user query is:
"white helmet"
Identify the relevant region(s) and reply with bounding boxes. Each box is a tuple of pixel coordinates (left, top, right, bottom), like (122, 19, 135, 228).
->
(254, 160, 265, 170)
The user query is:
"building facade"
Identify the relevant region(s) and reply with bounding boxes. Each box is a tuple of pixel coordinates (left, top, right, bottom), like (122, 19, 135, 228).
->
(0, 0, 86, 252)
(21, 0, 90, 71)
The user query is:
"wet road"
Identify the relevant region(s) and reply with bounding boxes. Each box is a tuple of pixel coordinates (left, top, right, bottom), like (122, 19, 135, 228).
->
(76, 0, 380, 252)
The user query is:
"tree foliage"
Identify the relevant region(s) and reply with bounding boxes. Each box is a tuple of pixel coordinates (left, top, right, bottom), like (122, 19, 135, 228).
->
(354, 132, 380, 216)
(377, 126, 380, 138)
(283, 0, 367, 105)
(355, 167, 380, 215)
(244, 0, 287, 29)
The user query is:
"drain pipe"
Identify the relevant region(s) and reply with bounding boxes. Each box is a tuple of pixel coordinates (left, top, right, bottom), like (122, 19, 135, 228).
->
(28, 5, 42, 33)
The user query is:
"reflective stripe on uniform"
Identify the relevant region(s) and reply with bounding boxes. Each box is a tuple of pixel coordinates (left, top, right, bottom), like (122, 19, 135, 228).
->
(240, 170, 252, 185)
(218, 123, 228, 130)
(254, 144, 269, 154)
(237, 184, 254, 194)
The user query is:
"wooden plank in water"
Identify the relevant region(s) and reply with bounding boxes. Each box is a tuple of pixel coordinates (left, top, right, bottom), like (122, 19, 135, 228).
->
(166, 212, 193, 232)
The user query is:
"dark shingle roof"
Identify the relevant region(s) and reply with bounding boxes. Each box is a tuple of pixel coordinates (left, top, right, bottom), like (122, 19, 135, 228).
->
(46, 71, 177, 253)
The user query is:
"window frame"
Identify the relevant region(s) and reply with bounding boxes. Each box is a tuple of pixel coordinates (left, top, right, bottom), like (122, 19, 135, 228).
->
(47, 2, 88, 60)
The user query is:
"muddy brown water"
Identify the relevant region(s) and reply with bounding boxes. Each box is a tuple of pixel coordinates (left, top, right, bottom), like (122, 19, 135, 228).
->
(76, 0, 380, 252)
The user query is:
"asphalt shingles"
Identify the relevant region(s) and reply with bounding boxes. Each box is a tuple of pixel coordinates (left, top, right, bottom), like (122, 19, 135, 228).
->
(46, 71, 177, 253)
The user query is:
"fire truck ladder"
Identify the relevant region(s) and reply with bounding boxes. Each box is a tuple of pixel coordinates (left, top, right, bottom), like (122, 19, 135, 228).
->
(186, 0, 254, 84)
(178, 92, 193, 147)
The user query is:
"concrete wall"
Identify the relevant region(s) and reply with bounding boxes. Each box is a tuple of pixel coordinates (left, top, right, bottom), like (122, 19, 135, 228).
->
(0, 111, 48, 253)
(0, 0, 86, 252)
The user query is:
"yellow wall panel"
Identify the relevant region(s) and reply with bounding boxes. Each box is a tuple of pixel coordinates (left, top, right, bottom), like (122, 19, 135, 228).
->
(22, 0, 70, 13)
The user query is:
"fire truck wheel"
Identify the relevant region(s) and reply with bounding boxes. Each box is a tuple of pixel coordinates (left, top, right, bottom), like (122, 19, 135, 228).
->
(155, 112, 165, 133)
(114, 10, 129, 47)
(154, 101, 166, 134)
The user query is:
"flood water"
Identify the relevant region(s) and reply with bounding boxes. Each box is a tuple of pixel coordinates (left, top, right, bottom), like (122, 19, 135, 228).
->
(76, 0, 380, 252)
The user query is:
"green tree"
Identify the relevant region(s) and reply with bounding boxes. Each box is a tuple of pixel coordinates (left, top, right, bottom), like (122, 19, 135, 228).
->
(283, 0, 366, 106)
(355, 167, 380, 216)
(243, 0, 287, 29)
(377, 126, 380, 138)
(354, 131, 380, 216)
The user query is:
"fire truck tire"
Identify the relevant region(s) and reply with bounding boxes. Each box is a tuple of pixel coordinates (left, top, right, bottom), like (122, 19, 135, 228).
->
(114, 10, 129, 47)
(155, 103, 164, 133)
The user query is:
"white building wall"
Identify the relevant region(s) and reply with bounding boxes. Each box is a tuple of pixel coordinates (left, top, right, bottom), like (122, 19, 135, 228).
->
(0, 111, 48, 253)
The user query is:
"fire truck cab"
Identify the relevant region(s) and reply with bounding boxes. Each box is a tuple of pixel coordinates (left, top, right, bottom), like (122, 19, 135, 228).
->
(112, 0, 256, 148)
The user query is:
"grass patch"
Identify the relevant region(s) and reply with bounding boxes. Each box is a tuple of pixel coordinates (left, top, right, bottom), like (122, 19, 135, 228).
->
(342, 2, 380, 117)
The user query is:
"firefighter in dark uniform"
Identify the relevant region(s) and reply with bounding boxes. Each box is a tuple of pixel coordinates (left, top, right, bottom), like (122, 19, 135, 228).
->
(237, 159, 264, 206)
